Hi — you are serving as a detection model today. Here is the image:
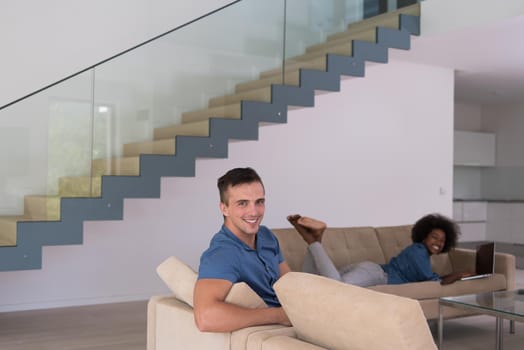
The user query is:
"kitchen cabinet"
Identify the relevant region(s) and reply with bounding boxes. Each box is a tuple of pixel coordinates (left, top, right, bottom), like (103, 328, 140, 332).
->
(454, 131, 495, 166)
(453, 201, 488, 241)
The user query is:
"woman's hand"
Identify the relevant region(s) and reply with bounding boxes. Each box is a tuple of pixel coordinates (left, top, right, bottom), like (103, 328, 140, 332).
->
(440, 271, 474, 285)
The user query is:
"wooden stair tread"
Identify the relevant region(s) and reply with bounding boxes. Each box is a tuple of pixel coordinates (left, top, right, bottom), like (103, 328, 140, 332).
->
(208, 86, 272, 108)
(24, 195, 61, 221)
(181, 103, 242, 124)
(123, 138, 176, 157)
(58, 176, 102, 197)
(153, 120, 210, 141)
(259, 56, 326, 80)
(235, 71, 301, 93)
(305, 28, 377, 54)
(91, 157, 140, 176)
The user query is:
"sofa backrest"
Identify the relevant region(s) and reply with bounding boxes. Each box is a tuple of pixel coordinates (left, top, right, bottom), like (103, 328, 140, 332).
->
(273, 226, 387, 271)
(272, 228, 309, 272)
(322, 227, 387, 267)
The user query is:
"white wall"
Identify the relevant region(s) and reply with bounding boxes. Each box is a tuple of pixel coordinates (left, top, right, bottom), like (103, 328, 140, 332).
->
(0, 61, 455, 312)
(0, 0, 234, 108)
(454, 102, 482, 131)
(422, 0, 524, 36)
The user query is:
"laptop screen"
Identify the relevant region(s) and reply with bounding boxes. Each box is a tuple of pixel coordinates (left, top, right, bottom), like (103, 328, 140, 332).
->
(476, 242, 495, 275)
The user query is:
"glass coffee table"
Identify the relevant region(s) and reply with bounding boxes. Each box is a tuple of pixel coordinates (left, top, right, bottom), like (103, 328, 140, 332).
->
(439, 289, 524, 349)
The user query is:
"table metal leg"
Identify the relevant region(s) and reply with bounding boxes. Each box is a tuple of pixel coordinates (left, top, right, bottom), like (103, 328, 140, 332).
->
(509, 320, 515, 334)
(495, 317, 503, 350)
(438, 304, 444, 349)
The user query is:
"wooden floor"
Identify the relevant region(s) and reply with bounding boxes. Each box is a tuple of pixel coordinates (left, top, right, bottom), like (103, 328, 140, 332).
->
(1, 270, 522, 349)
(0, 300, 147, 350)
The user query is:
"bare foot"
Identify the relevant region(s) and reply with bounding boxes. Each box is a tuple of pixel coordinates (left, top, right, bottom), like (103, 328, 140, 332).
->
(287, 214, 327, 244)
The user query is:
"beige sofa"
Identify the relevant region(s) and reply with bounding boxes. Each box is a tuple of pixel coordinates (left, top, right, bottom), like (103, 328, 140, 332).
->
(146, 224, 516, 349)
(148, 256, 437, 350)
(272, 224, 516, 320)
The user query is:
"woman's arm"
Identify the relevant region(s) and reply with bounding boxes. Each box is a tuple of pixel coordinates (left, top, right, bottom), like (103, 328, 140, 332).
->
(440, 271, 475, 285)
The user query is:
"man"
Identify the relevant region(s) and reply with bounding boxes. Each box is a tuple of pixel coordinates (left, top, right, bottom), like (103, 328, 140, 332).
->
(193, 167, 291, 332)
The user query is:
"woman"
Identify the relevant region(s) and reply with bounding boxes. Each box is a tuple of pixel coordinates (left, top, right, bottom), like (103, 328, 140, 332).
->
(287, 213, 473, 286)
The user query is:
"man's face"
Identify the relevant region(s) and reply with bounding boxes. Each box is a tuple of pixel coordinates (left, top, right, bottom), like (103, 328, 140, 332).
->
(220, 181, 265, 241)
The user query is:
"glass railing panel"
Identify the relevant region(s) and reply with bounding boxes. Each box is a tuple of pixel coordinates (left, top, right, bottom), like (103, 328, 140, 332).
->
(282, 0, 422, 83)
(92, 0, 286, 163)
(0, 70, 94, 245)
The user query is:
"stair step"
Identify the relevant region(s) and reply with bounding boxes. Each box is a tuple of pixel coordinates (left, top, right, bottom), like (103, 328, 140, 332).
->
(258, 34, 368, 82)
(24, 195, 61, 220)
(259, 56, 326, 80)
(327, 3, 420, 42)
(0, 216, 22, 246)
(123, 138, 176, 157)
(235, 70, 301, 93)
(91, 157, 140, 176)
(305, 28, 376, 55)
(208, 86, 272, 108)
(58, 176, 102, 197)
(181, 103, 242, 124)
(153, 120, 210, 141)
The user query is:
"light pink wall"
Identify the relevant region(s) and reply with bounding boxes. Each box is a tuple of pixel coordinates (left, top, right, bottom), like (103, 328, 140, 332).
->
(0, 60, 454, 311)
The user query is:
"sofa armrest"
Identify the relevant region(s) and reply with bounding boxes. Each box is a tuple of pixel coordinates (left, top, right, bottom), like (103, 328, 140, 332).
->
(147, 295, 172, 350)
(150, 296, 232, 350)
(449, 248, 516, 290)
(494, 252, 516, 290)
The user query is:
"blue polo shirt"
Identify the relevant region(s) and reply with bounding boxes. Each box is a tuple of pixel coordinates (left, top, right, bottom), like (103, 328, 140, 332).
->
(198, 225, 284, 307)
(383, 242, 441, 284)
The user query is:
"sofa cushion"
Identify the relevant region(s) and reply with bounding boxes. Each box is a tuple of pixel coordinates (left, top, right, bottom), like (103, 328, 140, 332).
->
(321, 227, 386, 267)
(274, 272, 437, 350)
(156, 256, 266, 308)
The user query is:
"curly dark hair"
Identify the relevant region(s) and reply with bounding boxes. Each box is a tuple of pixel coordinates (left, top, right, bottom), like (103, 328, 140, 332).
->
(411, 213, 460, 253)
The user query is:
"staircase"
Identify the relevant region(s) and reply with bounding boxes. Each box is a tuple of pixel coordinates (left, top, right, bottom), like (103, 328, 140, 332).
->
(0, 3, 421, 271)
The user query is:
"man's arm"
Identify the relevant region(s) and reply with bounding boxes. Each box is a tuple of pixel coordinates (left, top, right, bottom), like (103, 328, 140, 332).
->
(279, 261, 291, 277)
(193, 278, 290, 332)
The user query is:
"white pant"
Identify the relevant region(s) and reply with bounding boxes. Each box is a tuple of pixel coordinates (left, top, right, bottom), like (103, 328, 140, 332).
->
(303, 242, 388, 287)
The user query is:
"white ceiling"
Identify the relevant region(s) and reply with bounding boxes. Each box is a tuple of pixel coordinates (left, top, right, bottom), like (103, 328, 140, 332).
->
(391, 13, 524, 105)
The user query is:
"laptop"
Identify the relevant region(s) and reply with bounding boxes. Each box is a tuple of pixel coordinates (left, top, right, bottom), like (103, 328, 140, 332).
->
(461, 242, 495, 281)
